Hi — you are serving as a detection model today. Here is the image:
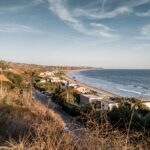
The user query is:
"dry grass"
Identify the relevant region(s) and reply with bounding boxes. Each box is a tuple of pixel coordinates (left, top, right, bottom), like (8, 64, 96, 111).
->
(0, 90, 149, 150)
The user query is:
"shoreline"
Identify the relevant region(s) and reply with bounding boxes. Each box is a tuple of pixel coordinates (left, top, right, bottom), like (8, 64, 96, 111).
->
(63, 69, 119, 98)
(64, 69, 150, 101)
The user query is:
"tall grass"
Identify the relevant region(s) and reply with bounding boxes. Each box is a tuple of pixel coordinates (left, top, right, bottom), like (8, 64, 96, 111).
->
(0, 90, 149, 150)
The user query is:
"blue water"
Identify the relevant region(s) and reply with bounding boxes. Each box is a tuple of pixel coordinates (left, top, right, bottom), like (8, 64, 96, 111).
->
(67, 69, 150, 99)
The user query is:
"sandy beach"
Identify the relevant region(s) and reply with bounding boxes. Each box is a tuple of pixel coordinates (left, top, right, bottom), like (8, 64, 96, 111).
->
(63, 69, 119, 98)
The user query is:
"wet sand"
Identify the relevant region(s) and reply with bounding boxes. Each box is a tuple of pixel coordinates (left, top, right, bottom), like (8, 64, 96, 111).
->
(63, 69, 119, 98)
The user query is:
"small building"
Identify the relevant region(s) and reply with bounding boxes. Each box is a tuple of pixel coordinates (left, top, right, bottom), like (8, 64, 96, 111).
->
(68, 83, 78, 88)
(80, 94, 103, 105)
(100, 99, 119, 110)
(39, 71, 55, 78)
(80, 94, 119, 110)
(76, 86, 91, 94)
(45, 71, 55, 77)
(142, 100, 150, 109)
(40, 79, 46, 83)
(50, 77, 60, 80)
(51, 77, 60, 83)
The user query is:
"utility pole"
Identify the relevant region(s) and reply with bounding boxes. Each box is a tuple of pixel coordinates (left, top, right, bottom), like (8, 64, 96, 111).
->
(0, 68, 11, 98)
(0, 68, 2, 97)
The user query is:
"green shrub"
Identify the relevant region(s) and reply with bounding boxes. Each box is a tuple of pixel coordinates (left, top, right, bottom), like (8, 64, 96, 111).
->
(62, 102, 80, 116)
(108, 104, 150, 131)
(4, 72, 23, 88)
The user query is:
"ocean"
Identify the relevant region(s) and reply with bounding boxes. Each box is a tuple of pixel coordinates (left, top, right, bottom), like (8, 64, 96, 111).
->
(67, 69, 150, 99)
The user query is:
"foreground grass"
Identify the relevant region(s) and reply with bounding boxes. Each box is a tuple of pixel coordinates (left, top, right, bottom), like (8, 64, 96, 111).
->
(0, 91, 149, 150)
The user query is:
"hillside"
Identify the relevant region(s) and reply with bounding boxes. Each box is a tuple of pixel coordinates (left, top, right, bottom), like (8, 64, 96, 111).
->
(0, 61, 149, 150)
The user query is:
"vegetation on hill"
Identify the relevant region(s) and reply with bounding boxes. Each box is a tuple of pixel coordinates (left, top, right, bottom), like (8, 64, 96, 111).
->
(1, 90, 149, 149)
(0, 61, 149, 149)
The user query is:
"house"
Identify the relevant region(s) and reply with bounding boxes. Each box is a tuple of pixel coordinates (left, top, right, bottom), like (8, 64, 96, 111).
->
(50, 77, 66, 83)
(50, 77, 61, 83)
(39, 71, 55, 78)
(99, 98, 119, 110)
(39, 72, 45, 77)
(75, 86, 91, 94)
(80, 94, 103, 105)
(80, 94, 119, 110)
(142, 100, 150, 109)
(50, 77, 60, 80)
(45, 71, 55, 77)
(40, 79, 46, 83)
(68, 83, 78, 88)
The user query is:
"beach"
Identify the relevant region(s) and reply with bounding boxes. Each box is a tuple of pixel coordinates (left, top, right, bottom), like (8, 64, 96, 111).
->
(65, 69, 150, 101)
(64, 69, 118, 98)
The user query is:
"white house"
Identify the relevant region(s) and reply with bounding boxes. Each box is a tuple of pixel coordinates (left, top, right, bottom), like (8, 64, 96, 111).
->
(50, 77, 60, 80)
(50, 77, 65, 83)
(80, 94, 103, 105)
(142, 100, 150, 109)
(51, 79, 62, 83)
(40, 79, 46, 83)
(45, 71, 55, 77)
(68, 83, 78, 88)
(39, 72, 45, 77)
(100, 99, 119, 110)
(80, 94, 118, 110)
(39, 71, 55, 78)
(76, 86, 91, 94)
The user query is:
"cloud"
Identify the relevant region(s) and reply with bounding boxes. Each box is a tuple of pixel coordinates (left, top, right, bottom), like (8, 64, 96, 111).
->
(73, 0, 149, 19)
(135, 24, 150, 40)
(47, 0, 118, 38)
(47, 0, 150, 40)
(101, 0, 107, 12)
(73, 6, 132, 19)
(136, 10, 150, 17)
(141, 24, 150, 36)
(90, 23, 114, 31)
(0, 24, 42, 34)
(33, 0, 45, 5)
(133, 43, 150, 50)
(0, 0, 44, 13)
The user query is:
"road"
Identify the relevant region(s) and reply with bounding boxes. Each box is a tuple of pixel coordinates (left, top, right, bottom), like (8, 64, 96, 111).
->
(33, 90, 80, 131)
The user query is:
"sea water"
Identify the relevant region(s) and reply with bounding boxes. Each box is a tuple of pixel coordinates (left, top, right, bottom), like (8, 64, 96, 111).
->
(67, 69, 150, 99)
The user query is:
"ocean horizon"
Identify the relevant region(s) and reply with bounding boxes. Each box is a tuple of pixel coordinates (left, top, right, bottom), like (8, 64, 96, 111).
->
(67, 69, 150, 99)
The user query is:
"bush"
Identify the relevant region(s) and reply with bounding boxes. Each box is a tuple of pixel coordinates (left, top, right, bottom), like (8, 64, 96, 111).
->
(108, 104, 150, 131)
(62, 102, 80, 116)
(4, 72, 23, 88)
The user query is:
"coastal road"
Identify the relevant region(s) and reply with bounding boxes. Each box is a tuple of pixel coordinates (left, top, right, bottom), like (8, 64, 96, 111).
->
(33, 90, 81, 132)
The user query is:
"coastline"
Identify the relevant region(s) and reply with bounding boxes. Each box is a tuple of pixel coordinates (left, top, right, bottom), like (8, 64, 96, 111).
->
(63, 69, 119, 98)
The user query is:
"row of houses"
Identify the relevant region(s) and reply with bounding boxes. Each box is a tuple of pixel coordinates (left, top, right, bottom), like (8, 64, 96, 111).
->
(39, 71, 59, 78)
(39, 71, 119, 110)
(39, 71, 90, 92)
(80, 94, 150, 110)
(39, 71, 65, 83)
(80, 94, 119, 110)
(39, 71, 150, 111)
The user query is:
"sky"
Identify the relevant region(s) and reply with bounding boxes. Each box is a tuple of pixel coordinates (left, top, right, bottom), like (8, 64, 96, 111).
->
(0, 0, 150, 69)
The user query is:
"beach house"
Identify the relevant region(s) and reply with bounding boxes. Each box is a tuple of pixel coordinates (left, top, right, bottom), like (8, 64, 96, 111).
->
(80, 94, 119, 110)
(68, 83, 78, 88)
(39, 71, 55, 78)
(142, 100, 150, 109)
(75, 86, 91, 94)
(99, 99, 119, 110)
(40, 79, 46, 83)
(80, 94, 103, 104)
